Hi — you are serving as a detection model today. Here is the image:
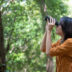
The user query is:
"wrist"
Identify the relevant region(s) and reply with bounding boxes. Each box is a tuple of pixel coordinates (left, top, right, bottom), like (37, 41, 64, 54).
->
(46, 30, 51, 33)
(46, 27, 51, 32)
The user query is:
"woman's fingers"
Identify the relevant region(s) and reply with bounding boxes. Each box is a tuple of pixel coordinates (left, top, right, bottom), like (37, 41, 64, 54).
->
(50, 16, 52, 23)
(52, 18, 55, 25)
(46, 16, 55, 31)
(47, 19, 49, 23)
(53, 18, 55, 25)
(49, 16, 55, 25)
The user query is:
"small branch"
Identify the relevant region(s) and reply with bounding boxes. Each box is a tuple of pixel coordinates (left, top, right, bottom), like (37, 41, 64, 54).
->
(1, 0, 14, 14)
(6, 17, 16, 53)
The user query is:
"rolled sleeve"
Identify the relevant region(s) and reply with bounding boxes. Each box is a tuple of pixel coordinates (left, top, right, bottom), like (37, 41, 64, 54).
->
(49, 38, 72, 57)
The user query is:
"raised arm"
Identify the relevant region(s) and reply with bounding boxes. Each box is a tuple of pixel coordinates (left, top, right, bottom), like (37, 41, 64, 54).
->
(40, 16, 56, 56)
(40, 31, 52, 53)
(46, 30, 52, 55)
(40, 32, 47, 52)
(45, 17, 55, 56)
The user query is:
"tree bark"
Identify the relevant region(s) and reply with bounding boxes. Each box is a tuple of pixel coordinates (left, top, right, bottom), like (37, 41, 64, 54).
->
(35, 0, 54, 72)
(0, 11, 6, 72)
(35, 0, 47, 32)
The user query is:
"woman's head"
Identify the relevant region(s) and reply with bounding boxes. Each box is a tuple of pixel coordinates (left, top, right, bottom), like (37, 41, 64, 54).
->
(56, 16, 72, 40)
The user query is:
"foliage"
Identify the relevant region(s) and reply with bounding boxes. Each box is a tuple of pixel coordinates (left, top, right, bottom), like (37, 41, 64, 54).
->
(0, 0, 69, 72)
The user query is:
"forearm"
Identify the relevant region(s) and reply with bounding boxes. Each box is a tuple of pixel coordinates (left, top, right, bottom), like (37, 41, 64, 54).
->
(46, 30, 52, 55)
(40, 32, 47, 52)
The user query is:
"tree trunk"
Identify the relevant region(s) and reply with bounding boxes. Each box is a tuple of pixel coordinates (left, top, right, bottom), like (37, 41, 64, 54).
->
(0, 11, 6, 72)
(35, 0, 54, 72)
(46, 56, 54, 72)
(35, 0, 47, 32)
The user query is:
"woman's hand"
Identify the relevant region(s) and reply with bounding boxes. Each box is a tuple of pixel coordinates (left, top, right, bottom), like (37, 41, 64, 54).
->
(45, 16, 55, 32)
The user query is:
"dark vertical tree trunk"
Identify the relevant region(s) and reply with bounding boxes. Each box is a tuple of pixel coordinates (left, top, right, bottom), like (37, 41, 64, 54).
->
(0, 11, 6, 72)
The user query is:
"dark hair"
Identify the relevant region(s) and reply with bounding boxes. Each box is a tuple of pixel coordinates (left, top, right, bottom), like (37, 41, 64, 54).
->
(59, 16, 72, 41)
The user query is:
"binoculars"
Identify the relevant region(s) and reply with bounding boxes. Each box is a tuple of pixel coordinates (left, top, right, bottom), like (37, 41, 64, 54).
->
(45, 16, 59, 26)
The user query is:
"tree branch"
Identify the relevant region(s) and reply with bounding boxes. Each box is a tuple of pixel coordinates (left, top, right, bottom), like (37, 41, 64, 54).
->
(6, 17, 16, 53)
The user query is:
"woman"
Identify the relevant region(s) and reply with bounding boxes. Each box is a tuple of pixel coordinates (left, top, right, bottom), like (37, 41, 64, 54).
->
(40, 16, 72, 72)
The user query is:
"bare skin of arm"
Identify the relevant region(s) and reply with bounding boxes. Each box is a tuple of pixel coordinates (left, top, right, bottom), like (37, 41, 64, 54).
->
(40, 31, 51, 55)
(46, 17, 55, 55)
(40, 32, 47, 52)
(46, 30, 52, 55)
(40, 16, 55, 56)
(40, 30, 52, 54)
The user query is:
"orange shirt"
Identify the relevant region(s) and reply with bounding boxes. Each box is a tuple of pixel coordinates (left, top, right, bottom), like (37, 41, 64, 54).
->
(42, 38, 72, 72)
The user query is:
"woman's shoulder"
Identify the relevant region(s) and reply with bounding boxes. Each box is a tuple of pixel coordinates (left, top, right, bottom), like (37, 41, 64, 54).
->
(66, 38, 72, 41)
(51, 38, 72, 48)
(55, 38, 61, 44)
(63, 38, 72, 44)
(51, 38, 61, 48)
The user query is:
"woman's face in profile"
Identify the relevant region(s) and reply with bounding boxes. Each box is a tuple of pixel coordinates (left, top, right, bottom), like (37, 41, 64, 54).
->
(56, 25, 64, 36)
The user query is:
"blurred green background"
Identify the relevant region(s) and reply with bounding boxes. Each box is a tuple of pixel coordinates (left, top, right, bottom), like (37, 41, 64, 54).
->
(0, 0, 72, 72)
